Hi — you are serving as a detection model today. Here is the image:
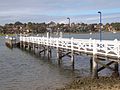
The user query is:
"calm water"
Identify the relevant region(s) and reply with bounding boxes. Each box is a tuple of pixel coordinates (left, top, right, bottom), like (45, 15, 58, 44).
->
(0, 32, 120, 90)
(63, 31, 120, 40)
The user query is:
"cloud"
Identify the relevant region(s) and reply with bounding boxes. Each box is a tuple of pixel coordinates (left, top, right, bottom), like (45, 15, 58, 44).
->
(0, 0, 120, 24)
(0, 0, 120, 15)
(1, 13, 120, 25)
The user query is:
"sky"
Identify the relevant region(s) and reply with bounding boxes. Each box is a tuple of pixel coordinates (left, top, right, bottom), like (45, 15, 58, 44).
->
(0, 0, 120, 25)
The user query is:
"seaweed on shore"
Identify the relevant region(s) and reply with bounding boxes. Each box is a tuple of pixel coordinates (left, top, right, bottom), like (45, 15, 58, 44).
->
(57, 77, 120, 90)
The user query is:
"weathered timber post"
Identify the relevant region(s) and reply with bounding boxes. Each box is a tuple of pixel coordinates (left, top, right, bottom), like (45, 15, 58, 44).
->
(92, 39, 98, 78)
(71, 50, 74, 70)
(49, 37, 52, 58)
(9, 38, 13, 48)
(37, 43, 39, 51)
(32, 43, 35, 53)
(57, 37, 61, 65)
(27, 42, 29, 50)
(35, 37, 39, 54)
(27, 37, 30, 50)
(46, 32, 50, 59)
(90, 57, 93, 75)
(57, 48, 61, 65)
(43, 46, 46, 56)
(49, 48, 52, 58)
(37, 43, 40, 55)
(20, 41, 23, 48)
(47, 47, 51, 60)
(20, 34, 23, 48)
(114, 62, 119, 77)
(57, 33, 63, 65)
(23, 42, 26, 49)
(71, 37, 74, 70)
(32, 37, 35, 54)
(92, 55, 98, 78)
(23, 36, 27, 49)
(28, 43, 32, 51)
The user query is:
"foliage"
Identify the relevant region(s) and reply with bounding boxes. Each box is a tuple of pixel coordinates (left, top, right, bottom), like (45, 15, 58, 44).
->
(1, 21, 120, 34)
(111, 22, 120, 31)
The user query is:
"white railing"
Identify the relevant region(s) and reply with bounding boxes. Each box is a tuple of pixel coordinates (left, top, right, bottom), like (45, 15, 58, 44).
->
(20, 36, 120, 58)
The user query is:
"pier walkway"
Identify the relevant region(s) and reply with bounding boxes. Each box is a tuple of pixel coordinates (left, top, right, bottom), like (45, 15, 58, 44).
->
(19, 33, 120, 78)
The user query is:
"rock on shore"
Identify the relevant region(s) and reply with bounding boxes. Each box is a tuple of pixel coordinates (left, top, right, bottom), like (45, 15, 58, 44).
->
(57, 77, 120, 90)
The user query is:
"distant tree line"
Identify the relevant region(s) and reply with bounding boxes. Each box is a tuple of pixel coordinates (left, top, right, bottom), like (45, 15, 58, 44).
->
(0, 21, 120, 34)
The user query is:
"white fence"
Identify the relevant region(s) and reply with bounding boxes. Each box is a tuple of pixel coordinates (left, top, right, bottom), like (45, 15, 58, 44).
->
(20, 36, 120, 58)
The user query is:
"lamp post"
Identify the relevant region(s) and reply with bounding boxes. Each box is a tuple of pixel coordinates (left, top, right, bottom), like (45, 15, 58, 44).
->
(67, 17, 70, 37)
(67, 17, 70, 27)
(98, 11, 102, 41)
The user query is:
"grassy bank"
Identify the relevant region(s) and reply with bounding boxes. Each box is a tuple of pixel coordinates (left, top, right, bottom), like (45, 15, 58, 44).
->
(57, 77, 120, 90)
(0, 33, 15, 36)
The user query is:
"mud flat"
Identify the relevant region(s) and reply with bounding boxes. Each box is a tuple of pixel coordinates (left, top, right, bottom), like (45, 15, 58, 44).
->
(57, 76, 120, 90)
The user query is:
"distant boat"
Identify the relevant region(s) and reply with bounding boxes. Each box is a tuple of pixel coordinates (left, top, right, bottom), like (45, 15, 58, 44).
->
(113, 31, 116, 34)
(90, 32, 92, 35)
(5, 35, 19, 48)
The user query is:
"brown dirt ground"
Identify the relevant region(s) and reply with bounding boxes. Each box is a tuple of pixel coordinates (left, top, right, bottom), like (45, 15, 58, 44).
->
(56, 76, 120, 90)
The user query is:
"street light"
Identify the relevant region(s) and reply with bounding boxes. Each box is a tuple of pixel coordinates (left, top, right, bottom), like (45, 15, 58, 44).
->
(98, 11, 102, 41)
(67, 17, 70, 37)
(67, 17, 70, 27)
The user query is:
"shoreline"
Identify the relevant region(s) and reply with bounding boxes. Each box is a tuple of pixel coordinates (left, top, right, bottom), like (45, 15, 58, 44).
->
(0, 33, 16, 36)
(1, 31, 120, 36)
(64, 31, 120, 34)
(57, 76, 120, 90)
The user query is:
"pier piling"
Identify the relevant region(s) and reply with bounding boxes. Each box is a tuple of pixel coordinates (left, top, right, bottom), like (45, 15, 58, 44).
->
(92, 55, 98, 78)
(90, 57, 93, 75)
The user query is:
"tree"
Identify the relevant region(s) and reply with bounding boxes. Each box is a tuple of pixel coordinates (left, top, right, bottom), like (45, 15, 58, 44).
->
(111, 22, 120, 31)
(14, 21, 23, 25)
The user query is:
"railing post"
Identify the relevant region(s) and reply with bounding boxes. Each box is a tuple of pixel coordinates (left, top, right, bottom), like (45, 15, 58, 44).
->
(89, 38, 92, 49)
(93, 39, 97, 55)
(105, 41, 108, 56)
(114, 39, 119, 57)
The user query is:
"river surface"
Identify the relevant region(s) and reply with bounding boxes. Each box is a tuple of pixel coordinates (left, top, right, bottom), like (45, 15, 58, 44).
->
(0, 32, 120, 90)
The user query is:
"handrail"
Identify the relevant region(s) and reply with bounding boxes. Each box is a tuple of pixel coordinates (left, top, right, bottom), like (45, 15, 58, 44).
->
(20, 36, 120, 58)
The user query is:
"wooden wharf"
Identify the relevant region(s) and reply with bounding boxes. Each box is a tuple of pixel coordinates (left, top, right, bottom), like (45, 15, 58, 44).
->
(19, 32, 120, 78)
